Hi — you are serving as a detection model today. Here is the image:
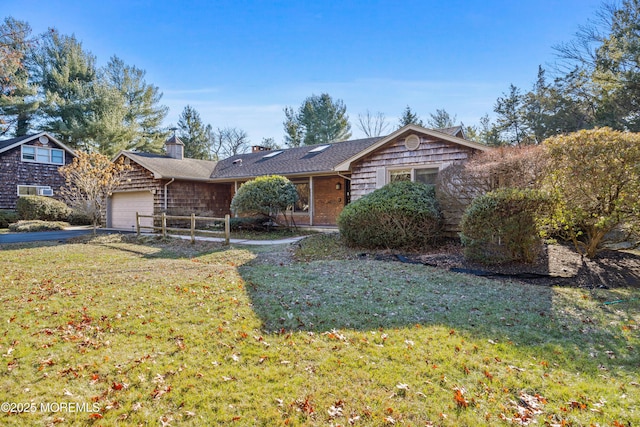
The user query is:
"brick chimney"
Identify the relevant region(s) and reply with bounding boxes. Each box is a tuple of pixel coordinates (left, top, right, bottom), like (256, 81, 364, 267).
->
(252, 145, 271, 153)
(165, 135, 184, 160)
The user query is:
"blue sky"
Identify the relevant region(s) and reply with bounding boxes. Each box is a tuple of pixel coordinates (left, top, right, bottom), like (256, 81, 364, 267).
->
(5, 0, 603, 144)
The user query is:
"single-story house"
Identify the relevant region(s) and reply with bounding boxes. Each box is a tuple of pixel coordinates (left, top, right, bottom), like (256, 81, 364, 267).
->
(0, 132, 76, 209)
(108, 124, 489, 230)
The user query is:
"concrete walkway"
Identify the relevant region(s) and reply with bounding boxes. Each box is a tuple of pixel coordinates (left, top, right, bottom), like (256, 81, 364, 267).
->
(1, 225, 316, 246)
(167, 233, 308, 246)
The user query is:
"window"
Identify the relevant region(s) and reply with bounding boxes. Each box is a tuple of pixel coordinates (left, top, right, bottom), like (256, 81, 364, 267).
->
(383, 166, 440, 187)
(389, 169, 411, 183)
(292, 182, 309, 212)
(22, 146, 35, 161)
(21, 145, 65, 165)
(17, 185, 53, 196)
(415, 168, 438, 185)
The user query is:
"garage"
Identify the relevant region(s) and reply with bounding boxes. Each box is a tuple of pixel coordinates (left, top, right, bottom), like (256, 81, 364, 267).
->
(109, 191, 154, 230)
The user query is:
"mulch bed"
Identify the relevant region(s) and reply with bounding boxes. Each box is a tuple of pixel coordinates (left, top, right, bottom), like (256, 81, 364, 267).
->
(387, 243, 640, 289)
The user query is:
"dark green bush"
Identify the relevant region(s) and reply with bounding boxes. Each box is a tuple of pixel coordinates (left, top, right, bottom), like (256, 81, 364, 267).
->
(227, 217, 271, 231)
(460, 188, 550, 264)
(16, 196, 72, 221)
(337, 181, 442, 250)
(67, 210, 93, 226)
(230, 175, 298, 226)
(8, 220, 69, 232)
(0, 210, 18, 228)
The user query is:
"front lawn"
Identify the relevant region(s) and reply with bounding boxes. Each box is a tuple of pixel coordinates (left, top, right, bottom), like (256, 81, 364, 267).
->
(0, 235, 638, 426)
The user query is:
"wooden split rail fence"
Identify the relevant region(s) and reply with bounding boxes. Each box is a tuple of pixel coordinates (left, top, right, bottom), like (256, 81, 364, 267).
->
(136, 212, 230, 245)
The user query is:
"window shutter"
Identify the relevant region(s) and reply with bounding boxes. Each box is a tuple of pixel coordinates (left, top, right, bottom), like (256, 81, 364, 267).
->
(375, 167, 386, 189)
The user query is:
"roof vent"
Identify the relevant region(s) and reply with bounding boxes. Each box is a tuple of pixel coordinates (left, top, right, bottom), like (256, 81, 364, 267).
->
(232, 158, 243, 165)
(404, 134, 420, 151)
(38, 135, 49, 146)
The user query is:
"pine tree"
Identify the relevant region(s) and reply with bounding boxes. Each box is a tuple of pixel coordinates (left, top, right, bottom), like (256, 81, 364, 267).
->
(283, 93, 351, 146)
(0, 17, 39, 137)
(398, 106, 424, 127)
(177, 105, 211, 159)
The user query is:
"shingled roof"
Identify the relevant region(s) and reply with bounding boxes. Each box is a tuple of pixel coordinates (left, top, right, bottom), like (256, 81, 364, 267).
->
(120, 151, 218, 181)
(211, 137, 381, 180)
(114, 125, 484, 182)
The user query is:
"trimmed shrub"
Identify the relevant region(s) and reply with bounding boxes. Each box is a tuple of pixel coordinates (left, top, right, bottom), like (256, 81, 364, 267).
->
(338, 181, 442, 250)
(230, 175, 298, 226)
(460, 188, 550, 264)
(8, 220, 69, 232)
(67, 210, 93, 226)
(16, 196, 72, 221)
(0, 210, 18, 228)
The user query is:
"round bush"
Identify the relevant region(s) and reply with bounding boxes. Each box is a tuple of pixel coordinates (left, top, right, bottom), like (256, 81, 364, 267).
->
(67, 209, 93, 225)
(16, 196, 72, 222)
(230, 175, 298, 226)
(338, 181, 442, 250)
(0, 210, 18, 228)
(460, 188, 549, 264)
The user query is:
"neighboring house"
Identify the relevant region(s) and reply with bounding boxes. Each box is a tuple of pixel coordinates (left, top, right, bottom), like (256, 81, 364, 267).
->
(108, 124, 488, 230)
(0, 132, 76, 210)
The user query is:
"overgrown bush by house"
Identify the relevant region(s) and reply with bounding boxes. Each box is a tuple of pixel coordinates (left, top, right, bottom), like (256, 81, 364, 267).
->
(460, 188, 550, 264)
(541, 127, 640, 258)
(0, 210, 18, 228)
(230, 175, 298, 227)
(16, 196, 72, 222)
(436, 145, 547, 232)
(67, 209, 93, 225)
(338, 181, 442, 250)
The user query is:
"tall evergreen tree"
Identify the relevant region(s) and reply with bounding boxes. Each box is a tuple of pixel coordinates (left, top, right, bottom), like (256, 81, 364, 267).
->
(103, 56, 168, 153)
(554, 0, 640, 131)
(283, 93, 351, 146)
(177, 105, 211, 159)
(31, 31, 101, 150)
(0, 17, 39, 137)
(494, 84, 527, 145)
(398, 105, 424, 127)
(426, 108, 457, 129)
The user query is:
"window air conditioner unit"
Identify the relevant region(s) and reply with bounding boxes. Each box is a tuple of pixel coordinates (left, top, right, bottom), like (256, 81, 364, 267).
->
(38, 187, 54, 196)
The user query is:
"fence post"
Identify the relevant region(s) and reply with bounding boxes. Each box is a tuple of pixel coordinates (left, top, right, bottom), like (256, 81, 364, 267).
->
(136, 212, 140, 237)
(190, 213, 196, 243)
(224, 214, 230, 245)
(161, 212, 167, 237)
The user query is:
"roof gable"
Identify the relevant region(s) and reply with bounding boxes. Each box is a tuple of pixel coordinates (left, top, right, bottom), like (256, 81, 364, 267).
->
(0, 132, 77, 156)
(333, 124, 488, 172)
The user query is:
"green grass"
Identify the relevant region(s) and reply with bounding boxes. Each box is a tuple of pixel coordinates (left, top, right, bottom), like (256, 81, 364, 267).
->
(0, 235, 638, 426)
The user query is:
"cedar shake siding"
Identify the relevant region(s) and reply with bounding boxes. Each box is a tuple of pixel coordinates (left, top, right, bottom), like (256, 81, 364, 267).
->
(111, 160, 232, 222)
(349, 135, 477, 201)
(349, 133, 481, 234)
(163, 181, 231, 217)
(0, 141, 73, 209)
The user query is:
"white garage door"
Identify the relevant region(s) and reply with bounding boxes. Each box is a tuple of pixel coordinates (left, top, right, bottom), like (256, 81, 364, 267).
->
(110, 191, 154, 230)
